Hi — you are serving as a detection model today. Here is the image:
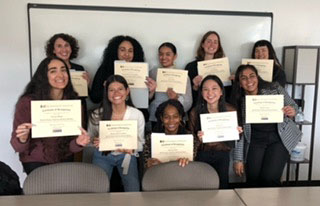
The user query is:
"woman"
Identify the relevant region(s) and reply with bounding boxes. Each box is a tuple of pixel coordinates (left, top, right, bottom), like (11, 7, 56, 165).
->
(231, 64, 301, 187)
(46, 33, 90, 83)
(252, 40, 286, 87)
(144, 99, 198, 169)
(149, 42, 192, 126)
(46, 33, 90, 129)
(90, 35, 145, 104)
(185, 31, 227, 107)
(10, 57, 91, 175)
(189, 75, 241, 189)
(89, 75, 145, 192)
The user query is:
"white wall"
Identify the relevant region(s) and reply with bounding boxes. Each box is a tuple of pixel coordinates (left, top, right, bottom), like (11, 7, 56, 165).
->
(1, 0, 320, 184)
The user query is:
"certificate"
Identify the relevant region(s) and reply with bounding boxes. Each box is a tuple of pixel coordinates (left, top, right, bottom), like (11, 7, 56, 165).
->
(246, 95, 284, 123)
(31, 100, 82, 138)
(242, 59, 274, 82)
(156, 68, 188, 94)
(99, 120, 137, 151)
(197, 57, 231, 86)
(200, 111, 239, 143)
(114, 61, 148, 89)
(70, 71, 88, 97)
(151, 133, 193, 162)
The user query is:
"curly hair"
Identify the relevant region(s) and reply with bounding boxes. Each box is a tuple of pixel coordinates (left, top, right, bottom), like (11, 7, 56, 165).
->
(20, 56, 78, 101)
(153, 99, 187, 134)
(99, 35, 144, 71)
(196, 31, 225, 60)
(45, 33, 79, 60)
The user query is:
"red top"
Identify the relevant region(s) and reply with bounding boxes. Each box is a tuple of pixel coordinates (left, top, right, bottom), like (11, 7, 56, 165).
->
(10, 96, 83, 163)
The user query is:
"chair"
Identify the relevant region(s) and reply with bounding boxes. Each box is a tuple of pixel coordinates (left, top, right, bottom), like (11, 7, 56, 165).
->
(23, 162, 109, 195)
(142, 161, 219, 191)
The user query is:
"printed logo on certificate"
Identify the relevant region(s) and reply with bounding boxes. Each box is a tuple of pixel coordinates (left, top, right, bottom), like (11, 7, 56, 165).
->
(246, 95, 284, 123)
(70, 71, 88, 97)
(114, 61, 148, 89)
(242, 59, 274, 82)
(31, 100, 82, 138)
(197, 57, 231, 86)
(99, 120, 138, 151)
(155, 68, 188, 94)
(151, 133, 193, 162)
(200, 111, 239, 143)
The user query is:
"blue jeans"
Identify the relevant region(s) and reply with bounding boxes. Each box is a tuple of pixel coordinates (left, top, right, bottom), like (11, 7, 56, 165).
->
(92, 150, 140, 192)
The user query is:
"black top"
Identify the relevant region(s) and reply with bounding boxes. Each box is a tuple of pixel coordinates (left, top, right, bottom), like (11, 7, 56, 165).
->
(90, 62, 114, 104)
(70, 62, 85, 71)
(185, 60, 200, 109)
(272, 64, 286, 88)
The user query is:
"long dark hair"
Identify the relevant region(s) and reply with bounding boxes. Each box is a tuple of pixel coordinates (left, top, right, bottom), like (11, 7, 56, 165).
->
(196, 31, 225, 60)
(251, 40, 282, 68)
(98, 35, 144, 74)
(45, 33, 79, 60)
(230, 64, 275, 124)
(90, 75, 134, 123)
(19, 56, 77, 101)
(192, 75, 227, 132)
(16, 56, 77, 162)
(153, 99, 188, 134)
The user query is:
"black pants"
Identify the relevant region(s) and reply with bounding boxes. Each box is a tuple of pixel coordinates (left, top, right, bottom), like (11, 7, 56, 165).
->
(196, 150, 230, 189)
(22, 162, 48, 175)
(246, 131, 289, 187)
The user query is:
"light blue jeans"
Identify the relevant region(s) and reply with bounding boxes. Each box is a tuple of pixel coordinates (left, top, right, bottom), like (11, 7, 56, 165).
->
(92, 149, 140, 192)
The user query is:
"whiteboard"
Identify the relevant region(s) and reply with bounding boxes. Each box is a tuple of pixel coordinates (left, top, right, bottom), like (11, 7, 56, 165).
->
(28, 4, 272, 78)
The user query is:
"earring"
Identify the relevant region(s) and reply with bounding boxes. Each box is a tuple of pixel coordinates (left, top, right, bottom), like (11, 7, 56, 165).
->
(126, 96, 129, 101)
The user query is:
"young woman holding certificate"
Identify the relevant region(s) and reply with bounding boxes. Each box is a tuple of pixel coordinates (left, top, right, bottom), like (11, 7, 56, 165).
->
(185, 31, 230, 108)
(231, 64, 301, 187)
(89, 75, 145, 192)
(188, 75, 241, 189)
(46, 33, 90, 129)
(148, 42, 192, 127)
(144, 99, 198, 169)
(90, 35, 145, 104)
(252, 40, 286, 87)
(10, 57, 91, 174)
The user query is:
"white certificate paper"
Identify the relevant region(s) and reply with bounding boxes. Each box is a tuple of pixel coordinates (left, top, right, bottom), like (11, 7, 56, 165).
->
(156, 68, 188, 94)
(200, 111, 239, 143)
(114, 61, 148, 89)
(197, 57, 231, 86)
(70, 71, 88, 97)
(246, 95, 284, 123)
(151, 133, 193, 162)
(99, 120, 137, 151)
(242, 59, 274, 82)
(31, 100, 82, 138)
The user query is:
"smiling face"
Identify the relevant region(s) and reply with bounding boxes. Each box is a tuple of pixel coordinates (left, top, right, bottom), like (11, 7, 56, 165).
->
(159, 46, 177, 68)
(161, 105, 181, 135)
(117, 40, 134, 62)
(107, 81, 129, 105)
(202, 33, 219, 56)
(254, 46, 269, 59)
(201, 79, 223, 106)
(239, 68, 259, 95)
(47, 59, 69, 92)
(53, 38, 72, 62)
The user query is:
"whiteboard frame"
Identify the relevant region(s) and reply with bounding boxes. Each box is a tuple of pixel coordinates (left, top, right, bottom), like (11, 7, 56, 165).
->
(27, 3, 273, 78)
